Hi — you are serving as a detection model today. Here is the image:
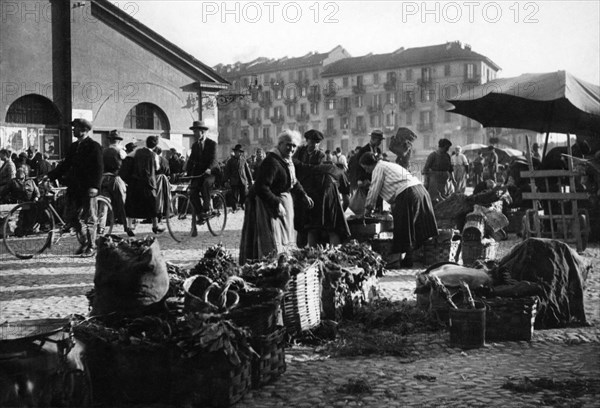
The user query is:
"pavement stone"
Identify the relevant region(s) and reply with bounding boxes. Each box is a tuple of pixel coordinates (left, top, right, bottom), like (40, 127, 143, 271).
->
(1, 211, 599, 407)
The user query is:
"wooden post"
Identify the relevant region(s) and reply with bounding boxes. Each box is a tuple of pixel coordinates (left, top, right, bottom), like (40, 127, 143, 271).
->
(566, 135, 583, 251)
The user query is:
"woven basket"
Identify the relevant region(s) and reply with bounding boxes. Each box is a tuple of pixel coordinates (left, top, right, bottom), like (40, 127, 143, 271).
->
(461, 239, 498, 266)
(76, 329, 251, 406)
(421, 229, 460, 265)
(462, 213, 486, 241)
(227, 288, 284, 337)
(250, 327, 286, 388)
(481, 296, 539, 341)
(282, 263, 321, 334)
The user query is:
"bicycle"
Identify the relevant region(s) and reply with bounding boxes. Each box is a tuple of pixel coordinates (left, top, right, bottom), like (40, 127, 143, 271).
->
(166, 178, 227, 243)
(2, 182, 114, 259)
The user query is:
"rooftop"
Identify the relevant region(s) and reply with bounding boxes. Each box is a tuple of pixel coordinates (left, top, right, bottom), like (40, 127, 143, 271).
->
(321, 41, 501, 77)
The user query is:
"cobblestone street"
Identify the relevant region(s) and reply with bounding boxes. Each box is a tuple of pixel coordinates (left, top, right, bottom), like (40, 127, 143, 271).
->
(1, 212, 599, 407)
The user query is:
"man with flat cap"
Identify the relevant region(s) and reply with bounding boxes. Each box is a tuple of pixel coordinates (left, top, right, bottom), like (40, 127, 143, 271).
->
(223, 144, 253, 211)
(100, 130, 133, 236)
(47, 118, 103, 256)
(186, 120, 218, 219)
(293, 129, 325, 165)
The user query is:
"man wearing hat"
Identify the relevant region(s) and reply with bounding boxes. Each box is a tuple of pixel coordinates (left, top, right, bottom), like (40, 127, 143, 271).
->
(186, 120, 218, 218)
(100, 130, 133, 236)
(293, 129, 325, 165)
(223, 144, 253, 211)
(47, 118, 103, 256)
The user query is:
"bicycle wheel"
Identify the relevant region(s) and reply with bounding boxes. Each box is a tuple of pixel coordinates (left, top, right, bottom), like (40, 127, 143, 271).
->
(166, 193, 194, 243)
(3, 202, 53, 259)
(76, 196, 114, 244)
(207, 193, 227, 236)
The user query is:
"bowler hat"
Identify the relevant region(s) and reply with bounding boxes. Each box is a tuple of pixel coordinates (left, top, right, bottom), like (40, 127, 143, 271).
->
(70, 118, 92, 131)
(395, 127, 417, 142)
(232, 144, 244, 152)
(370, 129, 384, 139)
(304, 129, 324, 142)
(190, 120, 209, 131)
(108, 130, 123, 140)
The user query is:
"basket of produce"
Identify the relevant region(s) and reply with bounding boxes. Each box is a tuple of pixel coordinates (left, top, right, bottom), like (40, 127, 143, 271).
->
(282, 262, 322, 334)
(368, 237, 394, 258)
(249, 327, 286, 388)
(347, 216, 382, 241)
(227, 287, 284, 337)
(74, 315, 254, 406)
(422, 229, 460, 265)
(481, 296, 539, 342)
(461, 238, 499, 266)
(183, 275, 240, 314)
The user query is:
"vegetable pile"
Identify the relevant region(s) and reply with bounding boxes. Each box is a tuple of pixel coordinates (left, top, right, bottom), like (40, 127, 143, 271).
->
(74, 312, 256, 367)
(189, 243, 238, 284)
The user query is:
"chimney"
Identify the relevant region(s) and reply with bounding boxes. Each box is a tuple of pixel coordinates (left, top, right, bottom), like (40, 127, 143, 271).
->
(465, 44, 472, 51)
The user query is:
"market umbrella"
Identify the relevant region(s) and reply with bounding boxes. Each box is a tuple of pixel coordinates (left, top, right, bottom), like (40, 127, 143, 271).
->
(461, 143, 488, 152)
(448, 71, 600, 138)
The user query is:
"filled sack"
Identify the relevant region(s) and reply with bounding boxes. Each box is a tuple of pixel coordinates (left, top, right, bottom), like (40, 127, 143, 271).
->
(91, 235, 169, 316)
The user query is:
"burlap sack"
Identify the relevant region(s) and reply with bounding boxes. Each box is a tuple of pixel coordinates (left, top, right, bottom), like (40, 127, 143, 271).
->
(91, 235, 169, 316)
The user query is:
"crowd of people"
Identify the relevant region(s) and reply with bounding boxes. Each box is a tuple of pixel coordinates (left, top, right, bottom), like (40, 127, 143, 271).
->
(3, 116, 590, 263)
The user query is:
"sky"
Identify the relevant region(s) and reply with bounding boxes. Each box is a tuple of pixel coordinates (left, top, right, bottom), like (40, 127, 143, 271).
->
(130, 0, 600, 85)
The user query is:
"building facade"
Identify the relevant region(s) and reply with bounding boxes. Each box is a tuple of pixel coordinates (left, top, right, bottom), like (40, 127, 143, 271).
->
(215, 41, 501, 160)
(0, 0, 228, 160)
(213, 46, 350, 157)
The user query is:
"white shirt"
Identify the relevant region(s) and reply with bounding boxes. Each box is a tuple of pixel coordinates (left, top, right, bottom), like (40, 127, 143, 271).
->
(452, 153, 468, 166)
(366, 161, 421, 207)
(332, 153, 348, 170)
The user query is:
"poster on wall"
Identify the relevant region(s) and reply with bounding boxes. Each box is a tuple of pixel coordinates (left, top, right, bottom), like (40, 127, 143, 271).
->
(5, 127, 28, 153)
(41, 128, 61, 160)
(27, 127, 40, 153)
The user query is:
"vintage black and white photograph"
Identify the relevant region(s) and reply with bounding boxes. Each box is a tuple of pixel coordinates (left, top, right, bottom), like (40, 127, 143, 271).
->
(1, 1, 599, 407)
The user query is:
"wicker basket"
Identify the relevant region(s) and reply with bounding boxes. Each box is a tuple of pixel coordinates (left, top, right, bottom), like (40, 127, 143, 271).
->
(481, 296, 539, 341)
(462, 213, 486, 241)
(227, 288, 284, 337)
(421, 229, 460, 265)
(282, 263, 321, 334)
(76, 329, 252, 407)
(461, 239, 499, 266)
(250, 327, 286, 388)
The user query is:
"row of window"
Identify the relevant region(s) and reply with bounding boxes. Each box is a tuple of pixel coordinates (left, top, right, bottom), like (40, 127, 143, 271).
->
(236, 109, 466, 133)
(5, 95, 170, 131)
(238, 63, 493, 91)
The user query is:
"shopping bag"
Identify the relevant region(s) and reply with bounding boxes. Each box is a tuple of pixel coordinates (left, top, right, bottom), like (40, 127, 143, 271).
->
(349, 188, 367, 215)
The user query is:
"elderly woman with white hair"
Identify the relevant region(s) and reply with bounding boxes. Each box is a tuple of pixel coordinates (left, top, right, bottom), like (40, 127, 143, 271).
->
(239, 130, 314, 264)
(451, 145, 469, 193)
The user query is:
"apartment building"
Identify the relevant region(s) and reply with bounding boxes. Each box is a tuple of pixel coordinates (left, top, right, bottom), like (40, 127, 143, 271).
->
(214, 41, 500, 159)
(320, 41, 501, 156)
(213, 46, 350, 157)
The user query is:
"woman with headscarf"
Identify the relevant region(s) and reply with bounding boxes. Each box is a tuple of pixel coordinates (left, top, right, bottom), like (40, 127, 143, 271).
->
(422, 138, 455, 204)
(239, 130, 314, 264)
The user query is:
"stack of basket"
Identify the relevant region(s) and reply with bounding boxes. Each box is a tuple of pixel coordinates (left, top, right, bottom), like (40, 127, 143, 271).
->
(461, 212, 499, 266)
(226, 288, 288, 389)
(282, 262, 321, 334)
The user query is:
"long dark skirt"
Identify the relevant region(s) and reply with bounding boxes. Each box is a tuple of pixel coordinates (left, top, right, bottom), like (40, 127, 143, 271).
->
(125, 179, 157, 219)
(392, 184, 438, 253)
(239, 192, 295, 265)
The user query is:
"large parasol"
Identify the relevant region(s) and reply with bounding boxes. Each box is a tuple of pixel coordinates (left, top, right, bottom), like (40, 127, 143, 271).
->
(448, 71, 600, 142)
